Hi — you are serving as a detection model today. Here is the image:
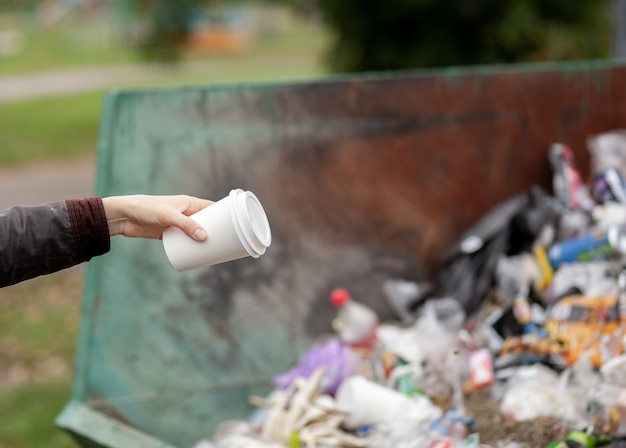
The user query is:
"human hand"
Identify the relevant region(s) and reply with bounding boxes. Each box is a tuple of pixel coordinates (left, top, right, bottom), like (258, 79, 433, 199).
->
(102, 195, 213, 241)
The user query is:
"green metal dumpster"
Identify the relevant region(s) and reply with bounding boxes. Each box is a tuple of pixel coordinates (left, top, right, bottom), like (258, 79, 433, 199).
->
(56, 60, 626, 448)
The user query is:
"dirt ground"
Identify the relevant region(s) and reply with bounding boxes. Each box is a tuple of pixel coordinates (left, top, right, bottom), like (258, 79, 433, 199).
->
(464, 389, 570, 447)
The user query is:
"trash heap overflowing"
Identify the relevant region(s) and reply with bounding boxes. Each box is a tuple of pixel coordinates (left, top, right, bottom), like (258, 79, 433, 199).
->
(196, 131, 626, 448)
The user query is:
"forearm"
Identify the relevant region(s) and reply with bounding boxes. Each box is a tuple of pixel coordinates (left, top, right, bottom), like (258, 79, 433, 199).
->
(0, 198, 110, 288)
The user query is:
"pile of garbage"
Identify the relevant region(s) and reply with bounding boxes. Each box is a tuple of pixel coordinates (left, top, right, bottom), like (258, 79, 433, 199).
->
(196, 131, 626, 448)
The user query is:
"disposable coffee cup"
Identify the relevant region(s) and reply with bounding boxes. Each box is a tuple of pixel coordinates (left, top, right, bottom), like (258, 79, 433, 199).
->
(162, 189, 271, 271)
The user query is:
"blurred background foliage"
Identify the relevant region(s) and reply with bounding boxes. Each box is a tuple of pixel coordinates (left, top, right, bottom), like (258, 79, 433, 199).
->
(0, 0, 616, 73)
(123, 0, 613, 70)
(317, 0, 612, 72)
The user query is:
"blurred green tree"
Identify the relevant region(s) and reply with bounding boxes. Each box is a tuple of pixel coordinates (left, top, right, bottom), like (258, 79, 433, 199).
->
(316, 0, 612, 72)
(122, 0, 612, 69)
(125, 0, 207, 61)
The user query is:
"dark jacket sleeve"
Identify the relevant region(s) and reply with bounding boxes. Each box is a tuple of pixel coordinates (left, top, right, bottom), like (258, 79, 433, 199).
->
(0, 197, 110, 288)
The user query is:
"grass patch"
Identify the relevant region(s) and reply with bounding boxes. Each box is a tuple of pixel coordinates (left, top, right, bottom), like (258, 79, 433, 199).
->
(0, 93, 102, 165)
(0, 380, 76, 448)
(0, 269, 83, 368)
(0, 269, 84, 448)
(0, 22, 140, 76)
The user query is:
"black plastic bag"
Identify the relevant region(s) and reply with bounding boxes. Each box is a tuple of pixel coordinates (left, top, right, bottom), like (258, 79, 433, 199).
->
(430, 186, 564, 317)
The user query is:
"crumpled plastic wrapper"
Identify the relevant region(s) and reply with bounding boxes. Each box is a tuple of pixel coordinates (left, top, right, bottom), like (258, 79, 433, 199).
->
(273, 338, 356, 396)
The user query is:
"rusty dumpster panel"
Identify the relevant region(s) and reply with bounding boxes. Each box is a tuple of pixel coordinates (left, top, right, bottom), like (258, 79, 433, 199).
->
(57, 61, 626, 447)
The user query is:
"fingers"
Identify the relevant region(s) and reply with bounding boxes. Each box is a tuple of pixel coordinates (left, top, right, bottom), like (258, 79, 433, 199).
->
(170, 196, 212, 240)
(164, 212, 208, 241)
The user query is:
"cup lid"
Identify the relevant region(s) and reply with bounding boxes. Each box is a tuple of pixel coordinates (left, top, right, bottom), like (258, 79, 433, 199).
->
(229, 189, 272, 258)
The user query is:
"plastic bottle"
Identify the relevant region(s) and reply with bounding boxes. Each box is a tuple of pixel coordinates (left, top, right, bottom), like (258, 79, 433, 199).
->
(329, 287, 379, 348)
(543, 226, 626, 270)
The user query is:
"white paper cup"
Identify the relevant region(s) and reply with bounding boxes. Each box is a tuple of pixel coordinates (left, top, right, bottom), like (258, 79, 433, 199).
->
(335, 376, 417, 429)
(162, 189, 271, 271)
